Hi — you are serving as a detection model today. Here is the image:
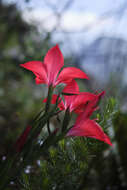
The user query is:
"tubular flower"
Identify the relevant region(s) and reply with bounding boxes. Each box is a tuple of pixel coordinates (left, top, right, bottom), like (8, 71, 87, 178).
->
(15, 125, 32, 152)
(67, 93, 112, 146)
(20, 45, 89, 87)
(43, 80, 97, 113)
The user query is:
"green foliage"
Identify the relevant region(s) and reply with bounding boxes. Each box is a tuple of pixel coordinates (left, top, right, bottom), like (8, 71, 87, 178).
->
(12, 97, 118, 190)
(0, 1, 52, 155)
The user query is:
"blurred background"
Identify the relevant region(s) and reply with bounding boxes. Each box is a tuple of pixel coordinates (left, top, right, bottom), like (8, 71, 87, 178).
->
(0, 0, 127, 189)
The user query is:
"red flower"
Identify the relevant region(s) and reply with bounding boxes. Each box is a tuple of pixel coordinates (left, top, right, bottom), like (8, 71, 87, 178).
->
(43, 80, 97, 113)
(20, 45, 89, 87)
(15, 125, 32, 152)
(67, 94, 112, 146)
(67, 118, 112, 146)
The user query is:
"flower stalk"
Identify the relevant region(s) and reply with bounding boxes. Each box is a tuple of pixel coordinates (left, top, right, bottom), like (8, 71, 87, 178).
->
(62, 108, 71, 132)
(45, 85, 54, 134)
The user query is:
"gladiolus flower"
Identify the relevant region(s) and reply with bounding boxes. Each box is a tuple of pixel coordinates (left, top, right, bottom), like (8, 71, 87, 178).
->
(20, 45, 89, 87)
(67, 95, 112, 146)
(67, 118, 112, 146)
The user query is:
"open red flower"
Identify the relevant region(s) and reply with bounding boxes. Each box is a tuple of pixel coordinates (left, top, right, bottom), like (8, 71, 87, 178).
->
(67, 94, 112, 146)
(43, 80, 97, 113)
(67, 118, 112, 146)
(20, 45, 89, 87)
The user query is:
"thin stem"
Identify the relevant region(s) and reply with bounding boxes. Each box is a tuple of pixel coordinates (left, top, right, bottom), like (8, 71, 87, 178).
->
(45, 85, 53, 113)
(32, 108, 44, 123)
(45, 85, 54, 135)
(47, 120, 51, 134)
(0, 86, 57, 189)
(62, 109, 71, 132)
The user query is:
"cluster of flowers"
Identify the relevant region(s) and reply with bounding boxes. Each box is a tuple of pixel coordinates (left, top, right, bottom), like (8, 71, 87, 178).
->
(18, 44, 112, 152)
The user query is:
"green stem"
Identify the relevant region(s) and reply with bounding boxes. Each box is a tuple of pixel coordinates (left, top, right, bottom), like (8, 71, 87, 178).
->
(45, 85, 54, 113)
(0, 85, 59, 189)
(0, 106, 57, 189)
(47, 120, 51, 134)
(62, 109, 71, 132)
(45, 85, 54, 134)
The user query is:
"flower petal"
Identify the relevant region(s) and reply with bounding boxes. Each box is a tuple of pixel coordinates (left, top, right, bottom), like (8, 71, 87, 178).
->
(43, 94, 65, 110)
(72, 92, 97, 113)
(35, 77, 45, 84)
(56, 67, 89, 85)
(75, 90, 105, 117)
(62, 80, 79, 110)
(67, 119, 112, 146)
(63, 80, 79, 94)
(20, 61, 47, 84)
(44, 45, 64, 85)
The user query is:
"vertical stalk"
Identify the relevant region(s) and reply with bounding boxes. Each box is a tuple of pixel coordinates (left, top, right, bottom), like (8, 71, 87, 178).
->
(45, 85, 54, 134)
(62, 108, 71, 133)
(45, 85, 54, 113)
(0, 86, 55, 189)
(0, 107, 57, 190)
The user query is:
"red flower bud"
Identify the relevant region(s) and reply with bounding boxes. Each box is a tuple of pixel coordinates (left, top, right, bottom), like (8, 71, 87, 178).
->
(15, 125, 32, 152)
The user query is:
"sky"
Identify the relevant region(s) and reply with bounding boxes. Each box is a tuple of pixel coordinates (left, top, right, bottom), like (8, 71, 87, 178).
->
(4, 0, 127, 83)
(4, 0, 127, 56)
(4, 0, 125, 14)
(5, 0, 127, 35)
(4, 0, 124, 53)
(4, 0, 127, 32)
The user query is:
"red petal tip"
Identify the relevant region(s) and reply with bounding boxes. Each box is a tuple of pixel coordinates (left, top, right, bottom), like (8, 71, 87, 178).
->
(55, 44, 59, 48)
(105, 137, 112, 146)
(20, 64, 24, 67)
